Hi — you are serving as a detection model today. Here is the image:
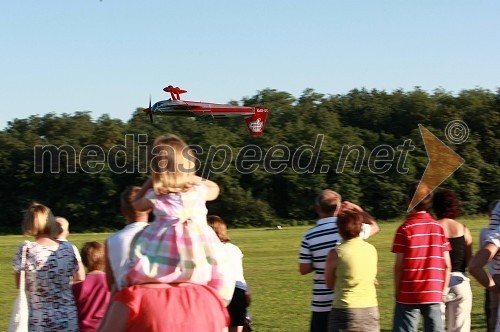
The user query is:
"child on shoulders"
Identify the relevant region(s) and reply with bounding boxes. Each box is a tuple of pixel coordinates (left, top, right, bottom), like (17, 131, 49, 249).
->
(123, 134, 234, 303)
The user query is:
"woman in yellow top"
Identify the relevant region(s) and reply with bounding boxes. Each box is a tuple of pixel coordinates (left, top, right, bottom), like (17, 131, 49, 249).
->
(324, 209, 379, 332)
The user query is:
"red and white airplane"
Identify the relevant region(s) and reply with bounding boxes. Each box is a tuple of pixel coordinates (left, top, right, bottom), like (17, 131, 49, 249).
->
(143, 85, 269, 136)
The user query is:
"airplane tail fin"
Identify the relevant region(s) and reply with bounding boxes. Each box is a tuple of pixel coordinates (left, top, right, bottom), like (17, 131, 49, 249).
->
(245, 107, 269, 136)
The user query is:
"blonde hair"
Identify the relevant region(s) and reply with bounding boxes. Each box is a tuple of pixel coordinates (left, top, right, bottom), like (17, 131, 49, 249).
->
(149, 134, 196, 195)
(22, 203, 59, 238)
(207, 215, 230, 243)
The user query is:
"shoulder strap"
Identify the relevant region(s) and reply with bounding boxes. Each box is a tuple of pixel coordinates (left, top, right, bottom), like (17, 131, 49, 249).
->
(19, 243, 27, 294)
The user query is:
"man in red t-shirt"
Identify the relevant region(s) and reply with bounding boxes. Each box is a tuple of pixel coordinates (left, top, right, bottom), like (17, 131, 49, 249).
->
(392, 183, 451, 332)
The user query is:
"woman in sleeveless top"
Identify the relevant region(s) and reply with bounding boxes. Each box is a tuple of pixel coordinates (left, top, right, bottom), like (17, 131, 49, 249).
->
(433, 189, 472, 332)
(12, 203, 85, 331)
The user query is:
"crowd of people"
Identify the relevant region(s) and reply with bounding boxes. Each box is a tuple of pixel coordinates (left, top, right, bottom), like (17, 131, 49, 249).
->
(12, 134, 247, 332)
(10, 132, 499, 332)
(300, 183, 500, 332)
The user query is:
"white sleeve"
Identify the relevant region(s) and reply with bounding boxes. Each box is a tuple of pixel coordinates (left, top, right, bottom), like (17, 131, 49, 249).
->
(299, 235, 312, 264)
(487, 227, 500, 275)
(360, 224, 371, 240)
(72, 244, 82, 262)
(480, 228, 490, 247)
(487, 231, 500, 248)
(487, 203, 500, 247)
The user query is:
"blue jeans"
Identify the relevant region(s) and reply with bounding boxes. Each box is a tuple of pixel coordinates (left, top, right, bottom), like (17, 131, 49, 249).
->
(393, 303, 444, 332)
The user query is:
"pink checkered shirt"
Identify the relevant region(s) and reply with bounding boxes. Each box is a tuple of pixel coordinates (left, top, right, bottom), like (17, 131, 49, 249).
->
(124, 183, 234, 303)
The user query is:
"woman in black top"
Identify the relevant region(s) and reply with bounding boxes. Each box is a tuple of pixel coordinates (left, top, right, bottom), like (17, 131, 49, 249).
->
(433, 189, 472, 332)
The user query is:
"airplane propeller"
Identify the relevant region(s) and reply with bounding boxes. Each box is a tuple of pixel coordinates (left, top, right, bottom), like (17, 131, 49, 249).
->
(143, 95, 153, 123)
(148, 95, 153, 123)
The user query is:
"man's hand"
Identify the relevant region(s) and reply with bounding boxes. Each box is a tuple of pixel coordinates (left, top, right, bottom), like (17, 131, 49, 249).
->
(340, 201, 363, 212)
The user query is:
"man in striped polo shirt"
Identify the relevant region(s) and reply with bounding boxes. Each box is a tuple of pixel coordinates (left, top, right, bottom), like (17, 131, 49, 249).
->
(299, 190, 379, 332)
(392, 183, 452, 332)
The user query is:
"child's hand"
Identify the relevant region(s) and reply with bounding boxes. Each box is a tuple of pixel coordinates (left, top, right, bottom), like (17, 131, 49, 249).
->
(245, 292, 251, 307)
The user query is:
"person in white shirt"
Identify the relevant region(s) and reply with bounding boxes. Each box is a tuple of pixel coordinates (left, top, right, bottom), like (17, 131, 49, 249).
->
(208, 215, 250, 332)
(105, 186, 150, 294)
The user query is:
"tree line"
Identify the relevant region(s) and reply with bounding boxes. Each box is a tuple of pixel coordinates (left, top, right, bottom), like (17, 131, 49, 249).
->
(0, 87, 498, 233)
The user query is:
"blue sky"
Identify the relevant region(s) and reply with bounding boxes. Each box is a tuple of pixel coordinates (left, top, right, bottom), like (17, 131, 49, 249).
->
(1, 1, 499, 129)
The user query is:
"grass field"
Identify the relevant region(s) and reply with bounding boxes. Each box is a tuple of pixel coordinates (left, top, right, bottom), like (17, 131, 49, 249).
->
(0, 218, 490, 331)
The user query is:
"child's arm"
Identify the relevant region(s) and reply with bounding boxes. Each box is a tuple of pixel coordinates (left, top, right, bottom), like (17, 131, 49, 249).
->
(194, 176, 220, 201)
(73, 261, 86, 283)
(245, 285, 251, 307)
(132, 178, 154, 212)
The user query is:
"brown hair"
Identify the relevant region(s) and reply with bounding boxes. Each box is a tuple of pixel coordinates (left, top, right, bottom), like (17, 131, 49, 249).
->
(407, 182, 433, 212)
(433, 189, 461, 219)
(207, 215, 230, 243)
(315, 190, 342, 215)
(337, 209, 363, 240)
(22, 203, 59, 238)
(120, 186, 142, 219)
(81, 241, 105, 272)
(149, 134, 196, 195)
